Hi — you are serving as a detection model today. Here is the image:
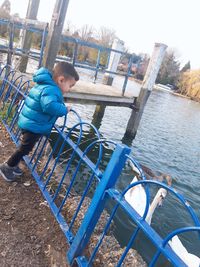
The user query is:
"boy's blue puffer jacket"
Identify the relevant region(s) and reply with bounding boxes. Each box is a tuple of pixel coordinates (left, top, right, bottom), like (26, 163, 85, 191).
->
(18, 68, 67, 135)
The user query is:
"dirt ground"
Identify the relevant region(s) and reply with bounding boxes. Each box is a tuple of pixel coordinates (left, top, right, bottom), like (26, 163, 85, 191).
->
(0, 122, 69, 267)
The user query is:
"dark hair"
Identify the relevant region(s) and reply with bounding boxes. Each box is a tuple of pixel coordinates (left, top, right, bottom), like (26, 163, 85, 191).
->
(53, 61, 79, 81)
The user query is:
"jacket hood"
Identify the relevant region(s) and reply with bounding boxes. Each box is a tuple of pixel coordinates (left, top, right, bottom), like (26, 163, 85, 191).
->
(33, 67, 56, 85)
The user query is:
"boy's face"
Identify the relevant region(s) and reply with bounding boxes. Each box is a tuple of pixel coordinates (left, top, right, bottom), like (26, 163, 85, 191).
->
(57, 76, 76, 94)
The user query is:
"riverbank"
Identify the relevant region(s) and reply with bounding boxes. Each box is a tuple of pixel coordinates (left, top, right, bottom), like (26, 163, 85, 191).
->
(0, 121, 146, 266)
(153, 84, 200, 102)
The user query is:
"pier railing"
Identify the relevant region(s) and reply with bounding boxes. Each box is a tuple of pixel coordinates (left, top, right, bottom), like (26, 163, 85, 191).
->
(0, 65, 200, 266)
(0, 18, 135, 95)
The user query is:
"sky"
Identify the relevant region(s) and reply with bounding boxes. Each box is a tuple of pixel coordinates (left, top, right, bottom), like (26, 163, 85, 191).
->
(2, 0, 200, 69)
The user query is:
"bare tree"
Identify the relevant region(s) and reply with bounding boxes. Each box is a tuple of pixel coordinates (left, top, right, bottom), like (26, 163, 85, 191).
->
(97, 26, 116, 47)
(78, 24, 94, 41)
(64, 20, 77, 36)
(0, 0, 11, 14)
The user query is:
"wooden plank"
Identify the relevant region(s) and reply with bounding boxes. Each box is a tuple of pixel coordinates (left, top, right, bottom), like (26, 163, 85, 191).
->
(64, 80, 137, 107)
(64, 92, 135, 107)
(70, 80, 137, 98)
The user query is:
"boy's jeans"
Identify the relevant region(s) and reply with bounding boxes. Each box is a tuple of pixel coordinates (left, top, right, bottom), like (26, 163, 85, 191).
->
(7, 130, 41, 167)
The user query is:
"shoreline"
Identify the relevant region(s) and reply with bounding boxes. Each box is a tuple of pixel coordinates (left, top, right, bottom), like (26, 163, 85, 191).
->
(153, 85, 200, 102)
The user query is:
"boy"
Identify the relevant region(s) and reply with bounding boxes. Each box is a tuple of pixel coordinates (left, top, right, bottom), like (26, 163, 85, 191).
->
(0, 61, 79, 182)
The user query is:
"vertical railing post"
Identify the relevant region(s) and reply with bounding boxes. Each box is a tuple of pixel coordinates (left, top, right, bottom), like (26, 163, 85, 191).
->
(93, 49, 101, 83)
(67, 144, 131, 265)
(72, 40, 78, 66)
(122, 54, 133, 96)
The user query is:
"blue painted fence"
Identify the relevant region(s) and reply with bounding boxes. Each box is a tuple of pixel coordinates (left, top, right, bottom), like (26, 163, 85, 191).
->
(0, 65, 200, 266)
(0, 18, 134, 95)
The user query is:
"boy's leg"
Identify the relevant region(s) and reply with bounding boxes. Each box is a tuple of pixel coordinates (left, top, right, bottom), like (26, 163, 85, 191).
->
(7, 130, 41, 167)
(0, 131, 41, 181)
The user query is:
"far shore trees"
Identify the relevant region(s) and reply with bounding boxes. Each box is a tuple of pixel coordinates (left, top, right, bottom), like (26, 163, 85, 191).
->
(178, 70, 200, 101)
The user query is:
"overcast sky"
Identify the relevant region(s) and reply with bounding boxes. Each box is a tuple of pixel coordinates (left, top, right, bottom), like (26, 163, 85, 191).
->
(2, 0, 200, 69)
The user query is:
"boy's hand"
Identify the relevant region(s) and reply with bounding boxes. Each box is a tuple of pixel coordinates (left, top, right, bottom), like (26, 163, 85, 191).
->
(67, 105, 72, 112)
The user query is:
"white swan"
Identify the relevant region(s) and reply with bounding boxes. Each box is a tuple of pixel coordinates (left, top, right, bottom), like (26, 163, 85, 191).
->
(169, 235, 200, 267)
(126, 162, 200, 267)
(126, 161, 167, 224)
(125, 176, 167, 224)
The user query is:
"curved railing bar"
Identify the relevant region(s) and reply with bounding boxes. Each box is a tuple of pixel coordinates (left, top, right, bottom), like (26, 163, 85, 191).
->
(163, 226, 200, 246)
(0, 64, 15, 79)
(12, 74, 25, 88)
(0, 68, 17, 98)
(18, 80, 31, 97)
(149, 226, 200, 266)
(55, 121, 102, 152)
(56, 108, 82, 133)
(7, 81, 29, 125)
(5, 80, 31, 122)
(3, 69, 17, 81)
(65, 118, 101, 141)
(8, 81, 31, 130)
(0, 65, 8, 77)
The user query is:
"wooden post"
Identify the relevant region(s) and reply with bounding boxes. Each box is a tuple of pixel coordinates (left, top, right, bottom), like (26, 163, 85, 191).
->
(18, 0, 40, 73)
(42, 0, 70, 71)
(103, 39, 124, 86)
(124, 43, 167, 139)
(91, 104, 106, 129)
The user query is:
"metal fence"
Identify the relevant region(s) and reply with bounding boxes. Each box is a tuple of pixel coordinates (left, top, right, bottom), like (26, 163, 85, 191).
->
(0, 65, 200, 266)
(0, 18, 136, 95)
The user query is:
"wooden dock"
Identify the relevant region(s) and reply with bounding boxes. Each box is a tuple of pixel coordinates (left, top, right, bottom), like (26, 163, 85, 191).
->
(64, 80, 140, 108)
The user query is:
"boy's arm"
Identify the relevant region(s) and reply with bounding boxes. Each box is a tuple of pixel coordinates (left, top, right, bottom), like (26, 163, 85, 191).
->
(40, 93, 67, 117)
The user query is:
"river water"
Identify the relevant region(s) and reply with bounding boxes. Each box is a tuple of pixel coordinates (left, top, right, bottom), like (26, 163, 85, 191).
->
(68, 87, 200, 264)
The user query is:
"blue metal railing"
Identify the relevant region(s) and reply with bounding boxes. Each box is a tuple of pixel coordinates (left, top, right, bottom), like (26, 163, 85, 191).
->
(0, 65, 200, 266)
(0, 18, 135, 95)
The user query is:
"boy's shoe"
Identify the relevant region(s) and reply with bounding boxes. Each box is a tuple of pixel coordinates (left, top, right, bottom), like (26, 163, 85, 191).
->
(12, 165, 23, 176)
(0, 163, 16, 182)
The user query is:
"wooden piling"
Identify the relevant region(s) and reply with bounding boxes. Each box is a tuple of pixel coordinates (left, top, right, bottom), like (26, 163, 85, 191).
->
(91, 104, 106, 129)
(42, 0, 70, 71)
(124, 43, 167, 139)
(18, 0, 40, 73)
